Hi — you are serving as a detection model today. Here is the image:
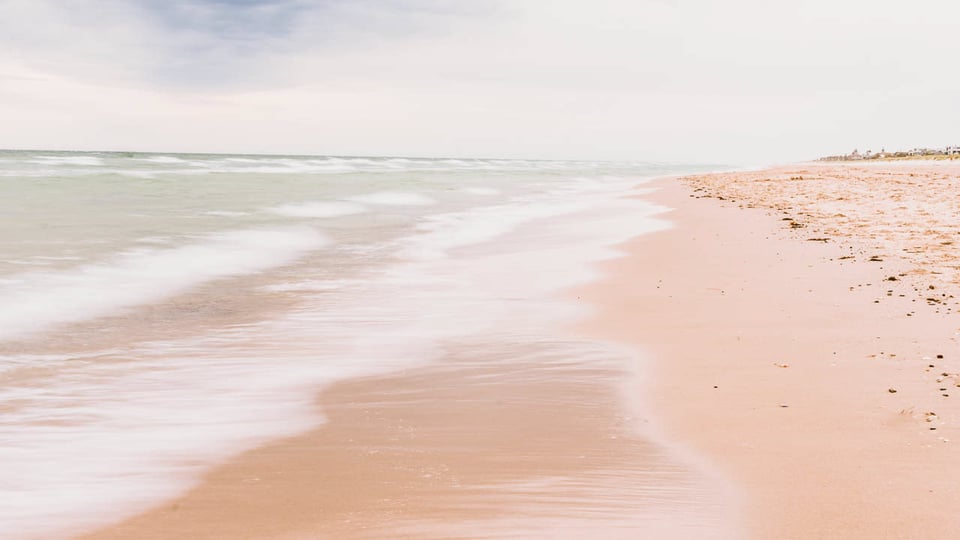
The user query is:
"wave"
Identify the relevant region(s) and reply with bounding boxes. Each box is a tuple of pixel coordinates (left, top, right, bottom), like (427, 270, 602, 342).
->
(204, 210, 251, 217)
(268, 201, 368, 218)
(130, 156, 189, 164)
(0, 227, 328, 341)
(29, 156, 104, 166)
(348, 191, 436, 206)
(462, 187, 501, 196)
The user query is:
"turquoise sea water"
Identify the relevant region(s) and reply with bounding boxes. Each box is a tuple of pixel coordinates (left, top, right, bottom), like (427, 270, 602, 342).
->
(0, 150, 728, 538)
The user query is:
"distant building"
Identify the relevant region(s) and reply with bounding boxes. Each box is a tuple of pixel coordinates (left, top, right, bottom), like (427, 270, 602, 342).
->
(820, 144, 958, 161)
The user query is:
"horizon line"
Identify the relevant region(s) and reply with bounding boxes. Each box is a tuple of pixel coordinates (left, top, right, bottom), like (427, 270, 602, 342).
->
(0, 146, 717, 166)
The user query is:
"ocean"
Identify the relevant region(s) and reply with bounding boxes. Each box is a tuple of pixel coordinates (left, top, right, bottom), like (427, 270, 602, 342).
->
(0, 150, 725, 538)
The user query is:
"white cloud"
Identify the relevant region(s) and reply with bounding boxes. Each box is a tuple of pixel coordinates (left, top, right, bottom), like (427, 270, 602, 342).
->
(0, 0, 958, 163)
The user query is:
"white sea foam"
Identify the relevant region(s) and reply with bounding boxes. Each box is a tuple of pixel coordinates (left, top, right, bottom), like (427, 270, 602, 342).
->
(234, 164, 358, 174)
(262, 279, 352, 292)
(135, 236, 172, 245)
(0, 346, 340, 539)
(0, 169, 101, 178)
(268, 201, 368, 218)
(32, 255, 82, 261)
(462, 187, 501, 196)
(0, 227, 327, 341)
(116, 170, 159, 179)
(201, 159, 358, 175)
(132, 156, 188, 164)
(404, 179, 642, 259)
(348, 191, 436, 206)
(30, 156, 104, 166)
(205, 210, 251, 217)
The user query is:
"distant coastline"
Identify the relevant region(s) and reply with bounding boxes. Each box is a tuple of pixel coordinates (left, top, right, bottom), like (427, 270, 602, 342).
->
(819, 145, 960, 162)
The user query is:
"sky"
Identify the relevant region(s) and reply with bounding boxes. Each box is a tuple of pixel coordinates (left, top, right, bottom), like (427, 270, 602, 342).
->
(0, 0, 958, 164)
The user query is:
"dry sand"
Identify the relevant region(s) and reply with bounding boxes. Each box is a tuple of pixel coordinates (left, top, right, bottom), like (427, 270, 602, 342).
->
(83, 162, 960, 539)
(581, 162, 960, 539)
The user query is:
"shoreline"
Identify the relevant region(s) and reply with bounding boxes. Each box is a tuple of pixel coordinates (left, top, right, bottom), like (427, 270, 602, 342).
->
(79, 341, 733, 539)
(77, 173, 735, 539)
(78, 161, 960, 538)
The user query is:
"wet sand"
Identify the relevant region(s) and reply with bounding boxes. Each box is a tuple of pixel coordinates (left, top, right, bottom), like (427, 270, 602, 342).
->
(581, 163, 960, 538)
(80, 341, 733, 539)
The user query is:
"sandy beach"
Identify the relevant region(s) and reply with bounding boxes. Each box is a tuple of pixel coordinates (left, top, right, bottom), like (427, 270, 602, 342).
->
(81, 161, 960, 539)
(583, 162, 960, 538)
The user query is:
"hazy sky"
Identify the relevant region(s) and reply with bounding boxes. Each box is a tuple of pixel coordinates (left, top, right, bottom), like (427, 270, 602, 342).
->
(1, 0, 957, 163)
